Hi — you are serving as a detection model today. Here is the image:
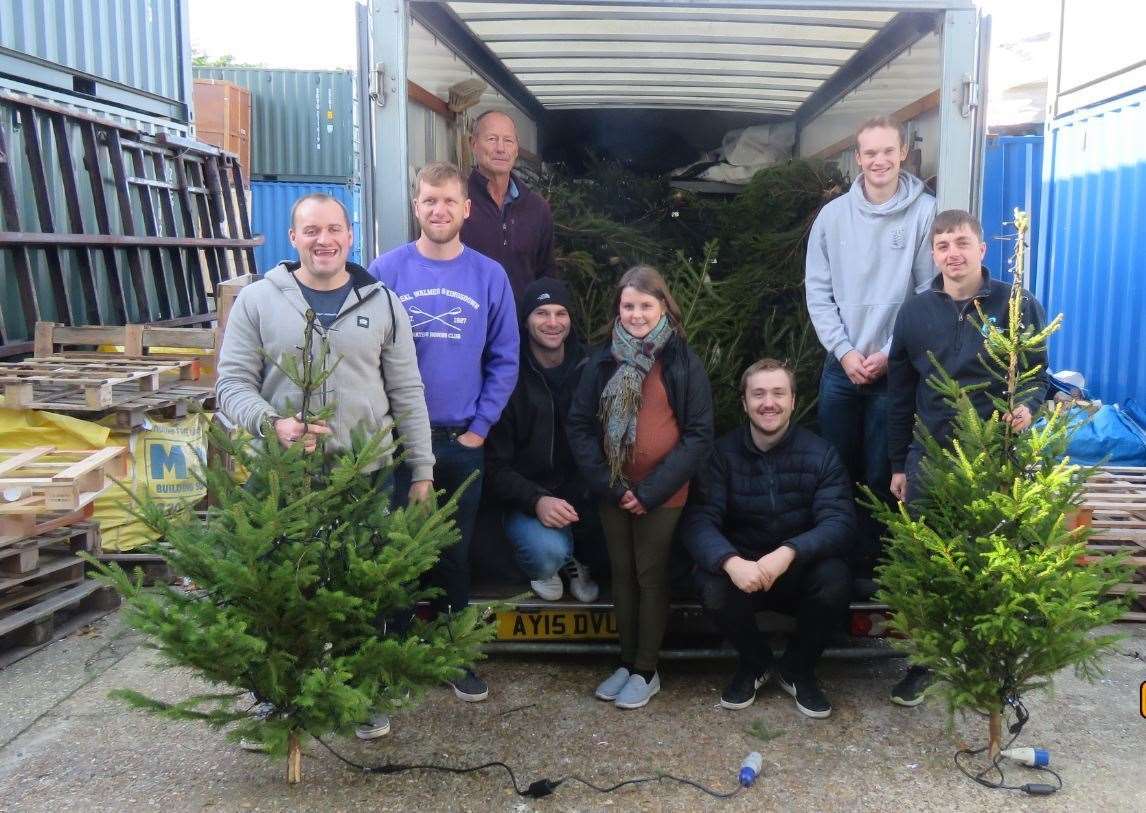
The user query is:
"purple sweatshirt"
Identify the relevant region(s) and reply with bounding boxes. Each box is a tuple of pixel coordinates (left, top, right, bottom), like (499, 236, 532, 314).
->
(368, 242, 519, 438)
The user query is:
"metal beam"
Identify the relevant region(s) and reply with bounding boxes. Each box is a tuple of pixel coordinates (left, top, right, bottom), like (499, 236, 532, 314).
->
(542, 101, 799, 114)
(410, 1, 547, 122)
(534, 89, 804, 103)
(479, 32, 864, 50)
(524, 78, 818, 93)
(510, 64, 833, 80)
(794, 11, 938, 126)
(440, 0, 972, 9)
(498, 50, 850, 67)
(457, 9, 890, 28)
(369, 0, 413, 252)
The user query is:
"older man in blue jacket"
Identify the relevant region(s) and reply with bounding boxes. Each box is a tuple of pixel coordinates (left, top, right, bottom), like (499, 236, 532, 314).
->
(682, 359, 855, 719)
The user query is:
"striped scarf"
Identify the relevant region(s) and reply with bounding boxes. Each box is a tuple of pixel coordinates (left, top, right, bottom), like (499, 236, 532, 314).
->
(599, 315, 673, 487)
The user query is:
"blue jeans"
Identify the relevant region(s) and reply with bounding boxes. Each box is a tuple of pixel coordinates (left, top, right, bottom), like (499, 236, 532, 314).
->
(504, 511, 573, 580)
(394, 428, 483, 615)
(817, 355, 891, 566)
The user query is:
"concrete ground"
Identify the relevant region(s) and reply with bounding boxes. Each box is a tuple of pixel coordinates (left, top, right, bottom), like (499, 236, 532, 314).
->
(0, 613, 1143, 812)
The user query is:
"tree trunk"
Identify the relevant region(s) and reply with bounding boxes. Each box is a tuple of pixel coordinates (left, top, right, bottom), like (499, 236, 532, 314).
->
(988, 710, 1004, 762)
(287, 732, 302, 784)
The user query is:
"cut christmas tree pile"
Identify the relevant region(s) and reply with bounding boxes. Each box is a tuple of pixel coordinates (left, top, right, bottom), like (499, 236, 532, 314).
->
(87, 312, 494, 784)
(867, 212, 1132, 771)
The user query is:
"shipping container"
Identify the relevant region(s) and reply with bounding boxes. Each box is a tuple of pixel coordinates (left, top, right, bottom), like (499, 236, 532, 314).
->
(192, 67, 357, 182)
(1035, 89, 1146, 404)
(0, 0, 192, 122)
(193, 79, 252, 185)
(981, 133, 1043, 281)
(1032, 0, 1146, 405)
(249, 181, 362, 273)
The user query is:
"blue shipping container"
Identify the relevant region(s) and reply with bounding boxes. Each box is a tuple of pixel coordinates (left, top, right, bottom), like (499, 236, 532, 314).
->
(249, 181, 362, 272)
(1036, 88, 1146, 405)
(981, 134, 1044, 282)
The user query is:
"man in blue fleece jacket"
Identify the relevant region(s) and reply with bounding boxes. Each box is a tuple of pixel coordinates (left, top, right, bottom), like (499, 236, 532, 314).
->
(804, 115, 936, 573)
(368, 161, 519, 703)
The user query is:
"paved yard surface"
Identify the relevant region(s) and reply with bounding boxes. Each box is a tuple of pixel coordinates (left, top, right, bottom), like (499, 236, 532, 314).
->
(1, 613, 1143, 812)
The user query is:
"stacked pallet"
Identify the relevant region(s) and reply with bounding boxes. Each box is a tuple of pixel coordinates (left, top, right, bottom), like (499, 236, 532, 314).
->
(0, 446, 127, 665)
(1078, 466, 1146, 621)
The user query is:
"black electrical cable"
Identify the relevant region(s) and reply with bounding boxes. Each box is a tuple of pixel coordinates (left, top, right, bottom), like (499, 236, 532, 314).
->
(316, 738, 744, 800)
(952, 698, 1063, 796)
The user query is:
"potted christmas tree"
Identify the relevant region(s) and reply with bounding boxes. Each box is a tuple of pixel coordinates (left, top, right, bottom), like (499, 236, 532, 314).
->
(88, 312, 494, 783)
(869, 211, 1131, 764)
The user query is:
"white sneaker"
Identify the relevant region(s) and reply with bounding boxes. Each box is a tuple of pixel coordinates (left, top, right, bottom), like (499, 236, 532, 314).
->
(355, 712, 391, 740)
(563, 558, 599, 603)
(530, 573, 563, 601)
(615, 672, 661, 709)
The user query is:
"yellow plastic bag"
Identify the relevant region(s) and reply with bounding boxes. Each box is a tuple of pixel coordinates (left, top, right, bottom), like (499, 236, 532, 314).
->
(94, 414, 208, 551)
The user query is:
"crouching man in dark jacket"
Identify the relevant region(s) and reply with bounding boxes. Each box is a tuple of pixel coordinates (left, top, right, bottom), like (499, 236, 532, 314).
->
(485, 279, 602, 602)
(681, 359, 855, 718)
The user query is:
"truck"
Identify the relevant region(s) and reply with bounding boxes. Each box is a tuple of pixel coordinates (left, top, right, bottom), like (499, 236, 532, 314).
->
(354, 0, 992, 656)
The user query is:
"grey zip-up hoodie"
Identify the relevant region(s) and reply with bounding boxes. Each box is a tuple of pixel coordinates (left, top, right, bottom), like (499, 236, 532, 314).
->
(216, 262, 434, 480)
(805, 172, 937, 360)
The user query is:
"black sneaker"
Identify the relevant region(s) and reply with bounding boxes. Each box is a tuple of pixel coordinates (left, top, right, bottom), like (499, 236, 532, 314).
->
(890, 665, 932, 707)
(720, 668, 769, 710)
(777, 671, 832, 719)
(449, 668, 489, 702)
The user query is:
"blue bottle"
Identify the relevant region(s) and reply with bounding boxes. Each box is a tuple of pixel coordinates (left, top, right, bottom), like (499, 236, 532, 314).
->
(739, 752, 764, 787)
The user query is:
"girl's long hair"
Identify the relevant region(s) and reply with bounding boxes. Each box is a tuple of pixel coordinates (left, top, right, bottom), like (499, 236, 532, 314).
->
(610, 265, 686, 339)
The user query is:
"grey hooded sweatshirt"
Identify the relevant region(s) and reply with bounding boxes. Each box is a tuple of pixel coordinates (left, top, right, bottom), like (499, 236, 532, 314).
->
(216, 262, 434, 480)
(805, 172, 936, 361)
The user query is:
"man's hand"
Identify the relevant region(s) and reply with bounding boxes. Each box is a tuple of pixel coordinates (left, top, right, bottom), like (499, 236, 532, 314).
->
(840, 350, 872, 386)
(620, 490, 647, 516)
(408, 480, 433, 503)
(274, 416, 331, 453)
(756, 545, 795, 590)
(536, 496, 579, 528)
(861, 351, 889, 381)
(890, 472, 908, 502)
(724, 556, 766, 593)
(456, 430, 485, 449)
(1003, 404, 1033, 431)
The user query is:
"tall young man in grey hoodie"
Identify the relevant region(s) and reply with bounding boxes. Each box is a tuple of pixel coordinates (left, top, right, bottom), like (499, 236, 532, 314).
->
(216, 193, 434, 744)
(804, 116, 936, 576)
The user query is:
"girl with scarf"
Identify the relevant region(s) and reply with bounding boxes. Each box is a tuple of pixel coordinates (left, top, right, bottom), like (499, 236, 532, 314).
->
(567, 266, 713, 709)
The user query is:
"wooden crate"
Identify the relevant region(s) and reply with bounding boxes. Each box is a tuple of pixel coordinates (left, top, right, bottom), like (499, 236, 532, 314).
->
(0, 446, 127, 510)
(1079, 466, 1146, 621)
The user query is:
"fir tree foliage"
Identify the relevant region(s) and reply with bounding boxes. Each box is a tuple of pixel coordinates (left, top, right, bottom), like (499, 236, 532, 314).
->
(87, 311, 493, 779)
(866, 212, 1131, 752)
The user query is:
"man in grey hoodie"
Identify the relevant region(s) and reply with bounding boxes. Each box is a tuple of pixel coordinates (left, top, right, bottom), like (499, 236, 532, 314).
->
(216, 193, 435, 745)
(804, 116, 936, 575)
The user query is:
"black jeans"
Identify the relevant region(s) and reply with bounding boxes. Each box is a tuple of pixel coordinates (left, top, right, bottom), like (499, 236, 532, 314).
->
(694, 556, 850, 677)
(394, 427, 483, 616)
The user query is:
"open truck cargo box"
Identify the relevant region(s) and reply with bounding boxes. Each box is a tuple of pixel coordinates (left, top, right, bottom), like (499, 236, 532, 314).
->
(360, 1, 988, 653)
(360, 0, 988, 254)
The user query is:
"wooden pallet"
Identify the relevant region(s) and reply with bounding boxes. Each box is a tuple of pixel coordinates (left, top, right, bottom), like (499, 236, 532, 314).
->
(0, 356, 198, 411)
(0, 580, 121, 669)
(1079, 467, 1146, 619)
(0, 446, 127, 510)
(0, 523, 101, 576)
(21, 379, 217, 430)
(0, 554, 85, 615)
(94, 551, 177, 586)
(0, 500, 94, 547)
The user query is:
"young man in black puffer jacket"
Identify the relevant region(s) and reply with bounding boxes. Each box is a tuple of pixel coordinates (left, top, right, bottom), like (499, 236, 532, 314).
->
(681, 359, 855, 719)
(485, 279, 602, 602)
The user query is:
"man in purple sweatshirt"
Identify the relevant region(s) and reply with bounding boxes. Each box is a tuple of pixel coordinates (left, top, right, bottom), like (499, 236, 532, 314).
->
(368, 161, 519, 703)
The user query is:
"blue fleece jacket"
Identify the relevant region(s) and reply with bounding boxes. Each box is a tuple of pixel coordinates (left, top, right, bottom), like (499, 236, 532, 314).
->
(368, 242, 519, 437)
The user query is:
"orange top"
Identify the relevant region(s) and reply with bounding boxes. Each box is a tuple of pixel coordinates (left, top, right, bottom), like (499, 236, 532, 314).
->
(622, 360, 689, 508)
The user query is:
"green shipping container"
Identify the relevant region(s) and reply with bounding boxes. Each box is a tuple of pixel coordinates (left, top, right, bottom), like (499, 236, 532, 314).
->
(192, 67, 356, 182)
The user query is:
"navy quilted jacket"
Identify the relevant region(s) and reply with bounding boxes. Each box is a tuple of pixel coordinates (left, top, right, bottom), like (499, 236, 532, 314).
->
(681, 424, 856, 574)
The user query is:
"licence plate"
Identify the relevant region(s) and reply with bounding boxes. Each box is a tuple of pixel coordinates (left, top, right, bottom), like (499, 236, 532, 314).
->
(496, 609, 618, 640)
